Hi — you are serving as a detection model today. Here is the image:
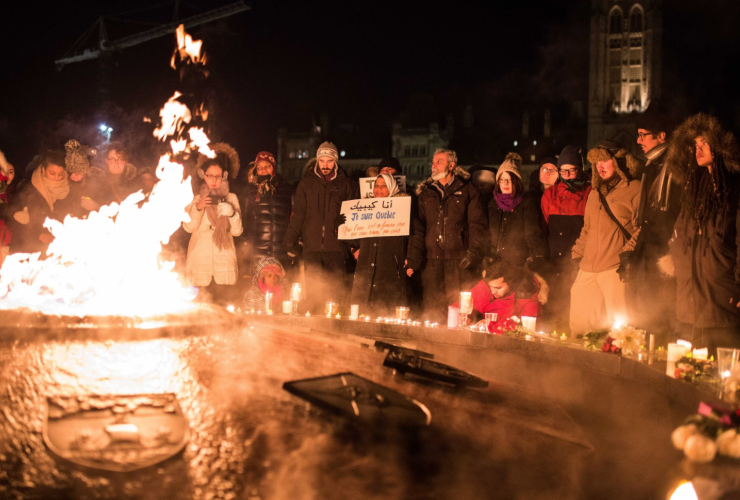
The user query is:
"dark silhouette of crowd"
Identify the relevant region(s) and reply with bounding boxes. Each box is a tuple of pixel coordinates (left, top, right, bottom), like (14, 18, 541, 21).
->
(2, 101, 740, 354)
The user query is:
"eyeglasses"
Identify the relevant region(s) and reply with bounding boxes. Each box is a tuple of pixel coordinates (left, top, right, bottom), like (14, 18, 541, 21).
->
(540, 167, 558, 175)
(498, 179, 512, 185)
(107, 156, 125, 163)
(637, 131, 654, 140)
(559, 168, 578, 175)
(204, 174, 222, 181)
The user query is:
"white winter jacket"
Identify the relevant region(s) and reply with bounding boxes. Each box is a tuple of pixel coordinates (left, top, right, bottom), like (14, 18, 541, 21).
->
(183, 192, 243, 286)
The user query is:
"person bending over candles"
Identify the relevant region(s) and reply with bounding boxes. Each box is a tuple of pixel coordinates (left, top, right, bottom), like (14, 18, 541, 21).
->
(242, 257, 285, 313)
(462, 258, 548, 328)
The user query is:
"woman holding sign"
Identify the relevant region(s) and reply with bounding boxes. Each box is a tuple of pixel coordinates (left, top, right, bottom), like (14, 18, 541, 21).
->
(350, 174, 410, 316)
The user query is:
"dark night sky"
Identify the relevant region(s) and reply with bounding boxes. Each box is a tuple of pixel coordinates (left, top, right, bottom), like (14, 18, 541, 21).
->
(2, 0, 740, 171)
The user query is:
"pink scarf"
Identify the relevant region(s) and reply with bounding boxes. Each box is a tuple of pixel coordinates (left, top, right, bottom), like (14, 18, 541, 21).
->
(258, 281, 283, 303)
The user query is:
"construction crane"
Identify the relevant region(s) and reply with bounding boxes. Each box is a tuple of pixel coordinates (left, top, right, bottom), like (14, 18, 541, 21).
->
(55, 1, 249, 102)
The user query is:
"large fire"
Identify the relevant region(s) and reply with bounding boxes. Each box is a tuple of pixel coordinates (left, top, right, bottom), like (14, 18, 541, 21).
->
(0, 26, 211, 318)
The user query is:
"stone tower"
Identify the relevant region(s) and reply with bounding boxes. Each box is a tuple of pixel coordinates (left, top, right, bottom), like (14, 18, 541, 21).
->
(587, 0, 662, 148)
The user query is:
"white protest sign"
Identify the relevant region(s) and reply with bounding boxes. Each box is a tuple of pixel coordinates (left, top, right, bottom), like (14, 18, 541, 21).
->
(359, 176, 406, 198)
(337, 196, 411, 240)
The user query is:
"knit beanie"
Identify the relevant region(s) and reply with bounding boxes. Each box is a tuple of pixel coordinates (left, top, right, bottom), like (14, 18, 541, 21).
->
(317, 142, 339, 162)
(254, 151, 276, 171)
(495, 152, 522, 181)
(539, 157, 557, 169)
(64, 139, 96, 175)
(378, 156, 401, 172)
(557, 145, 583, 169)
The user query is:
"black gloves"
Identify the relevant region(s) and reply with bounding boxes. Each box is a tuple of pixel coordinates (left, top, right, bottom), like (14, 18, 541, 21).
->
(458, 251, 479, 271)
(617, 251, 634, 283)
(333, 213, 347, 235)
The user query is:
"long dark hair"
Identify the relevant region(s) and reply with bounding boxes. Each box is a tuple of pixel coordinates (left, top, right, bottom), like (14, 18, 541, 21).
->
(679, 151, 737, 230)
(493, 174, 524, 197)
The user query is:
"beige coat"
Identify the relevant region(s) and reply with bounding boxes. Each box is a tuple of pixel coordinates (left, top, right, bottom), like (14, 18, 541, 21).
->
(571, 178, 641, 273)
(183, 193, 243, 286)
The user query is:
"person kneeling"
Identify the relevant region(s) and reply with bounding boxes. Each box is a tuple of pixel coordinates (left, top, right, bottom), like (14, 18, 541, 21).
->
(467, 259, 549, 330)
(242, 257, 285, 313)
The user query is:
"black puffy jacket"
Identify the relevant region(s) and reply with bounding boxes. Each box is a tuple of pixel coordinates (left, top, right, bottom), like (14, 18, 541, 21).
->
(283, 165, 359, 254)
(407, 169, 488, 267)
(241, 174, 293, 267)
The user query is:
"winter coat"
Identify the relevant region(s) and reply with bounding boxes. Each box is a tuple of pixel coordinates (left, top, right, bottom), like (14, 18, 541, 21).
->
(571, 178, 642, 273)
(241, 174, 293, 267)
(638, 147, 682, 267)
(469, 272, 549, 321)
(350, 192, 410, 314)
(488, 191, 547, 267)
(105, 163, 142, 205)
(66, 167, 116, 219)
(183, 192, 243, 286)
(283, 164, 359, 254)
(242, 257, 285, 312)
(665, 113, 740, 328)
(8, 179, 74, 255)
(407, 167, 488, 267)
(541, 182, 592, 264)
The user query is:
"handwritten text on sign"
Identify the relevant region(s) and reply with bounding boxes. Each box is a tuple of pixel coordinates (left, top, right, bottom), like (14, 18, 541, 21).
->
(338, 196, 411, 240)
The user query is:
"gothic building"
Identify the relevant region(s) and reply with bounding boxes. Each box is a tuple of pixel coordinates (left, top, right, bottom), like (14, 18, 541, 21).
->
(587, 0, 662, 148)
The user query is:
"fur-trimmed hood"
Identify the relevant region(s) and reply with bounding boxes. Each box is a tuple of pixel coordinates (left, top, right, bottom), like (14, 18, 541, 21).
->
(587, 141, 643, 193)
(196, 143, 241, 181)
(251, 256, 285, 287)
(415, 165, 471, 195)
(518, 271, 549, 305)
(665, 113, 740, 185)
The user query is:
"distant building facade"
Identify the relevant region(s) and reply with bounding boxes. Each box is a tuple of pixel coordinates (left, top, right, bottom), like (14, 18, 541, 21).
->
(587, 0, 662, 148)
(391, 120, 452, 183)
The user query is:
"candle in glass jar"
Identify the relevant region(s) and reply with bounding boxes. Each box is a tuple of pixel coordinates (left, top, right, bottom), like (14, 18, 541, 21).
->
(265, 292, 273, 315)
(282, 301, 292, 314)
(396, 306, 409, 320)
(447, 306, 460, 329)
(325, 302, 337, 316)
(350, 304, 359, 320)
(692, 348, 708, 360)
(290, 283, 302, 302)
(521, 316, 537, 331)
(649, 334, 655, 353)
(459, 292, 473, 315)
(667, 343, 686, 362)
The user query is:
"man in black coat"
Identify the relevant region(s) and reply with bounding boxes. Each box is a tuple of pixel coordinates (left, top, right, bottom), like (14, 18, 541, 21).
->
(406, 149, 488, 322)
(241, 151, 293, 271)
(632, 100, 682, 343)
(283, 142, 359, 313)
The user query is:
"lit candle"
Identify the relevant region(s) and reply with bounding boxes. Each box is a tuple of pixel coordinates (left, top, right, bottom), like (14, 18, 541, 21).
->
(447, 306, 460, 329)
(282, 301, 292, 314)
(459, 292, 473, 315)
(350, 304, 359, 320)
(226, 305, 235, 313)
(667, 343, 686, 362)
(336, 313, 341, 320)
(521, 316, 537, 331)
(325, 302, 337, 316)
(364, 316, 371, 322)
(692, 348, 708, 361)
(305, 311, 311, 317)
(677, 339, 692, 351)
(396, 306, 410, 320)
(290, 283, 302, 302)
(265, 292, 273, 315)
(649, 334, 655, 353)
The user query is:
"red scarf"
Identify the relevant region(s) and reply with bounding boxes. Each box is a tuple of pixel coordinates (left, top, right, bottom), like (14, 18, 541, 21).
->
(258, 280, 283, 303)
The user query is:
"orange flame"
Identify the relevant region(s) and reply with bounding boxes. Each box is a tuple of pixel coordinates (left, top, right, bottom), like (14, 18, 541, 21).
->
(174, 24, 204, 66)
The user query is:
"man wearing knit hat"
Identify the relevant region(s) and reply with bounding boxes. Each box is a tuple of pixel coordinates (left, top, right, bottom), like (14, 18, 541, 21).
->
(633, 100, 682, 343)
(283, 141, 359, 313)
(407, 148, 487, 322)
(569, 140, 642, 336)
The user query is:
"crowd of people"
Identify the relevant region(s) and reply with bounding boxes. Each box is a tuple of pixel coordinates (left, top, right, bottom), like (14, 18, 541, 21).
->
(1, 100, 740, 354)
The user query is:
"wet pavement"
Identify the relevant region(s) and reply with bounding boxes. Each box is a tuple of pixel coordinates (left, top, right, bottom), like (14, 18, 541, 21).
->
(0, 315, 709, 499)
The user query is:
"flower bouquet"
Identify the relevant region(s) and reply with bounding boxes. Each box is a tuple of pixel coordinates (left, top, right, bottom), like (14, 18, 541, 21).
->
(672, 402, 740, 462)
(674, 356, 718, 384)
(487, 316, 530, 338)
